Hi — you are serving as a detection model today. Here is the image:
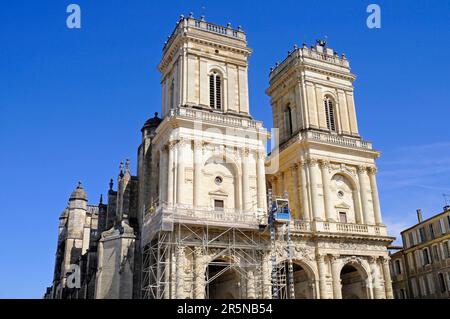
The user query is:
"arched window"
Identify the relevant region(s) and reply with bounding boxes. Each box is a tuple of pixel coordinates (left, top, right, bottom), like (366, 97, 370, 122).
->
(285, 105, 293, 136)
(324, 96, 336, 131)
(209, 71, 222, 110)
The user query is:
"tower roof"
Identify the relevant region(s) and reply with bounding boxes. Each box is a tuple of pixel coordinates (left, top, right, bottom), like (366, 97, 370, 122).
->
(141, 112, 162, 132)
(69, 182, 87, 201)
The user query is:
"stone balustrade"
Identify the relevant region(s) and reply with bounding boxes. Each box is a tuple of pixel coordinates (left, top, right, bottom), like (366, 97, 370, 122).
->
(163, 15, 246, 52)
(143, 203, 388, 241)
(170, 107, 264, 130)
(279, 130, 373, 153)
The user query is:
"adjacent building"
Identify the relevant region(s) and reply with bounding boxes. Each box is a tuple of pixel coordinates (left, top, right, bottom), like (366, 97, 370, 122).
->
(390, 207, 450, 299)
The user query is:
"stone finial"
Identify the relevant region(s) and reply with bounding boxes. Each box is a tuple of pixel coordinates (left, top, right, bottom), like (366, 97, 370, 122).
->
(119, 161, 124, 178)
(180, 14, 184, 19)
(293, 44, 298, 50)
(188, 12, 193, 18)
(154, 112, 158, 118)
(302, 42, 307, 48)
(99, 194, 103, 204)
(342, 53, 347, 59)
(237, 25, 242, 31)
(109, 178, 113, 191)
(125, 159, 130, 173)
(316, 39, 326, 47)
(200, 15, 205, 21)
(227, 22, 232, 28)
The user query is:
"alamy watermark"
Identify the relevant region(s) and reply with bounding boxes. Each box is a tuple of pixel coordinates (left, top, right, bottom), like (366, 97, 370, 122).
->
(66, 4, 81, 29)
(366, 4, 381, 29)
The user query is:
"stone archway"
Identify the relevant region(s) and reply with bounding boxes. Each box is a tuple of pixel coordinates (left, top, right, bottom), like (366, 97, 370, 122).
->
(275, 260, 317, 299)
(292, 262, 317, 299)
(340, 263, 369, 299)
(205, 258, 241, 299)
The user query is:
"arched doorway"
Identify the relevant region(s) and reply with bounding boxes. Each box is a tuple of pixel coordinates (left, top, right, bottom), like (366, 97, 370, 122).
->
(340, 264, 369, 299)
(205, 259, 241, 299)
(275, 260, 316, 299)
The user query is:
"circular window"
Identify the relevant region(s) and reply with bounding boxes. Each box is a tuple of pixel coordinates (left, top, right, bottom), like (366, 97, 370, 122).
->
(215, 176, 223, 185)
(337, 190, 344, 198)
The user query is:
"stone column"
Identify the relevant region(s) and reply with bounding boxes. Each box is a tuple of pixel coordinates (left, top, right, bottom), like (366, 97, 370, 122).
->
(357, 165, 370, 224)
(176, 246, 186, 299)
(381, 257, 394, 299)
(193, 140, 202, 207)
(262, 254, 272, 299)
(319, 160, 334, 221)
(247, 270, 256, 299)
(160, 147, 168, 204)
(176, 139, 185, 205)
(308, 159, 321, 221)
(164, 251, 170, 299)
(299, 161, 310, 221)
(369, 256, 384, 299)
(271, 176, 278, 198)
(316, 254, 329, 299)
(368, 167, 382, 225)
(330, 255, 342, 299)
(256, 151, 267, 211)
(292, 164, 301, 219)
(241, 149, 250, 211)
(194, 247, 206, 299)
(167, 142, 175, 206)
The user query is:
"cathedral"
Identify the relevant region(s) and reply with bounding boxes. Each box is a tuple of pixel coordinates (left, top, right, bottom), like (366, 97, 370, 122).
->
(45, 15, 394, 299)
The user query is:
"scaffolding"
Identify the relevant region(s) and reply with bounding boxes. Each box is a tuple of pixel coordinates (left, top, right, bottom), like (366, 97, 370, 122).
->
(268, 190, 295, 299)
(141, 209, 270, 299)
(141, 189, 296, 299)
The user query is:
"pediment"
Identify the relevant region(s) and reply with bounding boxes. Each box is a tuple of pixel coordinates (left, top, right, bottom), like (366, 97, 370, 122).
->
(208, 189, 228, 197)
(335, 202, 351, 209)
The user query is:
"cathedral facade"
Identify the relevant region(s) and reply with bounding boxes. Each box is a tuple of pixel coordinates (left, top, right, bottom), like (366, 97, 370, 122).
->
(45, 15, 394, 299)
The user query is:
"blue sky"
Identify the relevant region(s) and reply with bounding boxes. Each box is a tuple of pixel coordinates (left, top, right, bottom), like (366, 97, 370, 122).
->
(0, 1, 449, 298)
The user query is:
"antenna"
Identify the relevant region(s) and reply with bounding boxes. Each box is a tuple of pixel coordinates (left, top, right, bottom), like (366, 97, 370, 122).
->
(443, 193, 450, 206)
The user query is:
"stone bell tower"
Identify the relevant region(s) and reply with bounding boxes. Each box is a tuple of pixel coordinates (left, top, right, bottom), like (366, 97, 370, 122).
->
(140, 14, 269, 299)
(159, 13, 252, 118)
(266, 39, 382, 226)
(265, 40, 394, 299)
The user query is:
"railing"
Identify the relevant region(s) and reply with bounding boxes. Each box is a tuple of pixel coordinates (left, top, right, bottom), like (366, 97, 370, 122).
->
(144, 203, 264, 228)
(278, 130, 372, 152)
(291, 219, 387, 236)
(170, 107, 264, 130)
(143, 205, 388, 237)
(270, 46, 350, 79)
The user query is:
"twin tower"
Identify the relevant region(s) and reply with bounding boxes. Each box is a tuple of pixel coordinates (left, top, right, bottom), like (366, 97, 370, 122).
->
(48, 15, 394, 300)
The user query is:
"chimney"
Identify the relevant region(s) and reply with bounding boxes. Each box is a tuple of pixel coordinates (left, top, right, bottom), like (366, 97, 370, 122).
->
(416, 209, 423, 223)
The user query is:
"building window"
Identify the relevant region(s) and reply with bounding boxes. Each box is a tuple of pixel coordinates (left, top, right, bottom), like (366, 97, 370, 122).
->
(214, 199, 224, 211)
(394, 260, 402, 275)
(284, 105, 293, 137)
(339, 212, 347, 223)
(324, 96, 336, 132)
(423, 249, 430, 265)
(438, 273, 447, 293)
(209, 71, 222, 110)
(439, 218, 446, 233)
(429, 223, 435, 239)
(409, 232, 414, 247)
(444, 241, 450, 258)
(407, 253, 414, 271)
(419, 227, 426, 243)
(432, 245, 440, 262)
